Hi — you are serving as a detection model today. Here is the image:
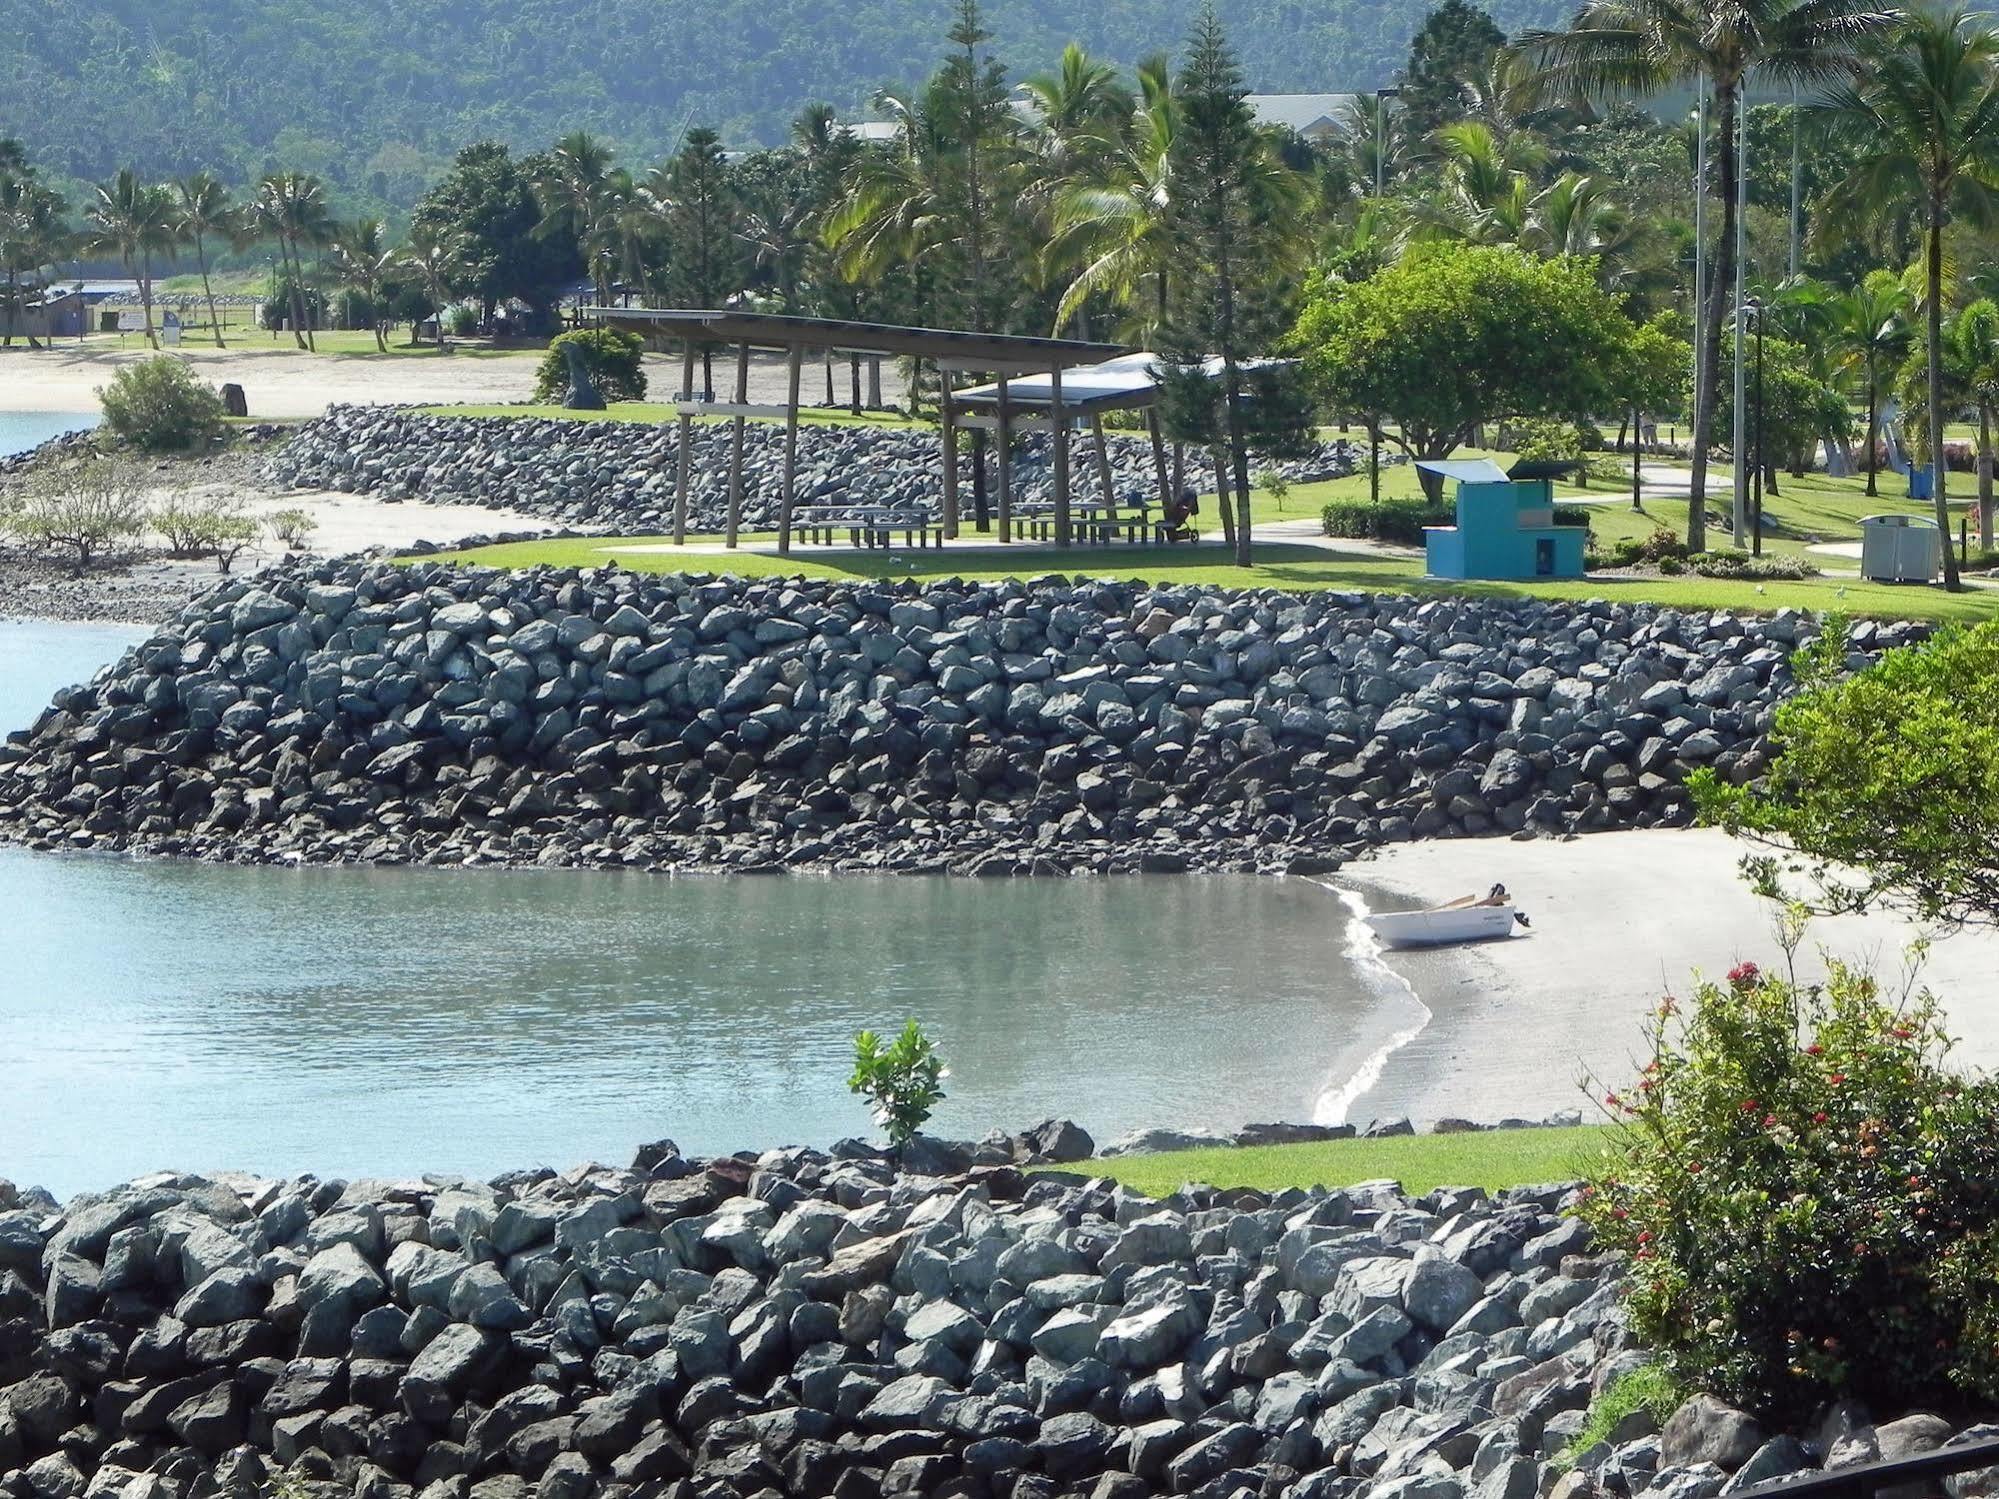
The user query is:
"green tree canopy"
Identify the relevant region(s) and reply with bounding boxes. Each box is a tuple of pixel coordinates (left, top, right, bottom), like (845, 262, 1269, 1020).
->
(1293, 242, 1636, 494)
(1401, 0, 1508, 139)
(1697, 621, 1999, 928)
(412, 143, 580, 324)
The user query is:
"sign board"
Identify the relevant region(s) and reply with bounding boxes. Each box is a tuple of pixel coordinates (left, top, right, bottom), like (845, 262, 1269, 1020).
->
(115, 311, 145, 332)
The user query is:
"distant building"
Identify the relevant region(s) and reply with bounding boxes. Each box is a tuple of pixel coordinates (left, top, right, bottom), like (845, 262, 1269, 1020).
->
(13, 287, 86, 339)
(1246, 93, 1359, 142)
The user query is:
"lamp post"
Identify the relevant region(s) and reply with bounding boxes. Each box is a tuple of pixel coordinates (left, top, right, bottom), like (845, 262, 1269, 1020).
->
(1789, 81, 1802, 279)
(1692, 97, 1707, 456)
(1731, 80, 1750, 544)
(1374, 87, 1401, 198)
(1744, 297, 1766, 556)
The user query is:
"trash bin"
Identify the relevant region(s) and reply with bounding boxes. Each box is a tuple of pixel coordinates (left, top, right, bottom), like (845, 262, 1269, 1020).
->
(1859, 513, 1942, 583)
(1909, 464, 1936, 500)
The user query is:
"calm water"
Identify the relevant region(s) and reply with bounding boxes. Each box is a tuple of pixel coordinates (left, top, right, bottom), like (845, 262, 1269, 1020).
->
(0, 623, 1418, 1198)
(0, 410, 99, 458)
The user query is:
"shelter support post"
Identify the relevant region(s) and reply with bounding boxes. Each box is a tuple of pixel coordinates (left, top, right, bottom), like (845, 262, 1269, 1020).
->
(778, 345, 802, 555)
(996, 376, 1013, 545)
(1051, 365, 1072, 548)
(672, 341, 697, 546)
(726, 343, 749, 548)
(972, 427, 990, 532)
(1090, 414, 1119, 526)
(1147, 411, 1172, 524)
(941, 381, 961, 539)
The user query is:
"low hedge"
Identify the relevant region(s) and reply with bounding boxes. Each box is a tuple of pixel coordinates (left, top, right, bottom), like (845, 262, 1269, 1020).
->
(1322, 495, 1592, 546)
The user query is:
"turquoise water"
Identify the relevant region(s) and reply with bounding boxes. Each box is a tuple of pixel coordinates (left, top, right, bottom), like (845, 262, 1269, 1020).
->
(0, 410, 99, 458)
(0, 622, 1416, 1198)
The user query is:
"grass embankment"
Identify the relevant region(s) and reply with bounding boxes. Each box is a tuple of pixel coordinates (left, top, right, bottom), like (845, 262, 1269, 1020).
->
(440, 535, 1999, 622)
(1040, 1124, 1611, 1197)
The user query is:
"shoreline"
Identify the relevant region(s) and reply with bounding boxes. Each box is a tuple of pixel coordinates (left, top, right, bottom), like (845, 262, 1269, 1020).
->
(1336, 827, 1999, 1124)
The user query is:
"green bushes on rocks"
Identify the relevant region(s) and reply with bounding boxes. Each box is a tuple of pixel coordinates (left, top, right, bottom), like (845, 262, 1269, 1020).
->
(534, 328, 647, 404)
(98, 356, 228, 452)
(849, 1020, 947, 1147)
(1583, 952, 1999, 1420)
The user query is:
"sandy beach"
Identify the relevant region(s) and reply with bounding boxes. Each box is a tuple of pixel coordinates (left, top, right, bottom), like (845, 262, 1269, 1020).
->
(1337, 828, 1999, 1127)
(0, 344, 841, 419)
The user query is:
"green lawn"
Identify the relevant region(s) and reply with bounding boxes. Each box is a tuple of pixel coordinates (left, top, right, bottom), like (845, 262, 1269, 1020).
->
(1043, 1125, 1612, 1197)
(437, 534, 1999, 622)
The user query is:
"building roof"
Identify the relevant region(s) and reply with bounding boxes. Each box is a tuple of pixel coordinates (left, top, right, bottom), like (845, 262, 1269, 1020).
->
(586, 307, 1126, 372)
(1247, 93, 1359, 136)
(952, 353, 1295, 413)
(1415, 458, 1511, 484)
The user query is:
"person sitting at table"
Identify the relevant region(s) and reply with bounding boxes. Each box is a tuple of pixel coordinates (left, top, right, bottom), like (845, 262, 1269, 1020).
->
(1156, 489, 1200, 543)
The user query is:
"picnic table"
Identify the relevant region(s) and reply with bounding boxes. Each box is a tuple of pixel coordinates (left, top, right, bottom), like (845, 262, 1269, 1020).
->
(1013, 499, 1157, 545)
(791, 504, 945, 549)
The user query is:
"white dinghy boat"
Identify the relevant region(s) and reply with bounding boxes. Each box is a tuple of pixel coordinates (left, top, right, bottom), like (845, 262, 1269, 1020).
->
(1362, 884, 1530, 949)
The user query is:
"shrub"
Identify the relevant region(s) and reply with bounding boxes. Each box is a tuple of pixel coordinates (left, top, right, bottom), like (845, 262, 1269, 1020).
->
(1258, 468, 1292, 512)
(98, 357, 227, 453)
(1583, 950, 1999, 1421)
(1321, 495, 1451, 545)
(267, 507, 317, 551)
(443, 304, 479, 336)
(1687, 550, 1818, 581)
(534, 327, 648, 404)
(7, 457, 149, 568)
(849, 1020, 948, 1147)
(151, 490, 260, 569)
(1592, 528, 1691, 570)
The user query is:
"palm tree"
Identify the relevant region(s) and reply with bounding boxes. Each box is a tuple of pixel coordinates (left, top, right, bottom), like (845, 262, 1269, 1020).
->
(174, 172, 240, 348)
(1527, 173, 1631, 270)
(253, 172, 332, 350)
(535, 131, 617, 304)
(399, 224, 464, 348)
(1412, 120, 1545, 243)
(87, 170, 178, 350)
(1045, 56, 1180, 338)
(1829, 269, 1914, 493)
(1517, 0, 1899, 551)
(1019, 43, 1133, 210)
(332, 218, 396, 351)
(1815, 4, 1999, 590)
(1954, 297, 1999, 544)
(0, 165, 69, 349)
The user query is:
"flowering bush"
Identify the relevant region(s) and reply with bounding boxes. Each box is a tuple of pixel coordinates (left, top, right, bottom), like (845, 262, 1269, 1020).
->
(1583, 952, 1999, 1421)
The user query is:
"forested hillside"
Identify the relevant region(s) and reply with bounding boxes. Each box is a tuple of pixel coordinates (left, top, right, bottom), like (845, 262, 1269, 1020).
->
(0, 0, 1573, 205)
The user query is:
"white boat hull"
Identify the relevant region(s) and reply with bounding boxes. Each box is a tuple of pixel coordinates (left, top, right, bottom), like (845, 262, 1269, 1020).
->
(1363, 904, 1519, 948)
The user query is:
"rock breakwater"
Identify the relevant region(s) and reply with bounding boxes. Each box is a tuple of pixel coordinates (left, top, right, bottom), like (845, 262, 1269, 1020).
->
(0, 564, 1921, 872)
(0, 1132, 1975, 1499)
(261, 410, 1359, 535)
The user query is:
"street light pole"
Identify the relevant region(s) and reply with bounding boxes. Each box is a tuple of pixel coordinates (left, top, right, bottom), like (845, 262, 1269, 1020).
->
(1749, 299, 1765, 557)
(1789, 81, 1802, 279)
(1692, 97, 1707, 455)
(1732, 81, 1750, 544)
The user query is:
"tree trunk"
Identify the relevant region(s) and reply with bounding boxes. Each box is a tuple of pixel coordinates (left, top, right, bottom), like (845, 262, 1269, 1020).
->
(138, 256, 158, 350)
(285, 238, 310, 350)
(1864, 370, 1879, 497)
(1981, 401, 1994, 551)
(197, 235, 225, 348)
(1687, 82, 1736, 554)
(3, 267, 15, 348)
(1928, 208, 1961, 590)
(1631, 406, 1643, 510)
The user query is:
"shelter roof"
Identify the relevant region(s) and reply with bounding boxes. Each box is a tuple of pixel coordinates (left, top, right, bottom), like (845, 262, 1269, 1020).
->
(1415, 458, 1511, 484)
(586, 307, 1126, 373)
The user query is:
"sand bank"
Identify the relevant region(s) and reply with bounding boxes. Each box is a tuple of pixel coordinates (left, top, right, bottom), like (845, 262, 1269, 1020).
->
(1338, 828, 1999, 1126)
(0, 344, 838, 419)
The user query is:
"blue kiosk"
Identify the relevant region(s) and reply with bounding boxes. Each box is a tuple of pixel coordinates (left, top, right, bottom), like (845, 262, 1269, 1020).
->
(1419, 457, 1588, 581)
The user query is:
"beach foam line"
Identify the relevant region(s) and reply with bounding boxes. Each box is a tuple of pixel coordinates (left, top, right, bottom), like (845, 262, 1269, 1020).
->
(1310, 882, 1434, 1125)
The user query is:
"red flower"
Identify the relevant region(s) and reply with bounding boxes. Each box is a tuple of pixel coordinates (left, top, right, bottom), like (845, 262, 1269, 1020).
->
(1813, 1112, 1829, 1124)
(1605, 1092, 1622, 1107)
(1687, 1163, 1705, 1174)
(1765, 1114, 1779, 1127)
(1891, 1027, 1914, 1040)
(1830, 1074, 1848, 1086)
(1728, 961, 1761, 989)
(1636, 1230, 1653, 1244)
(1806, 1044, 1825, 1056)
